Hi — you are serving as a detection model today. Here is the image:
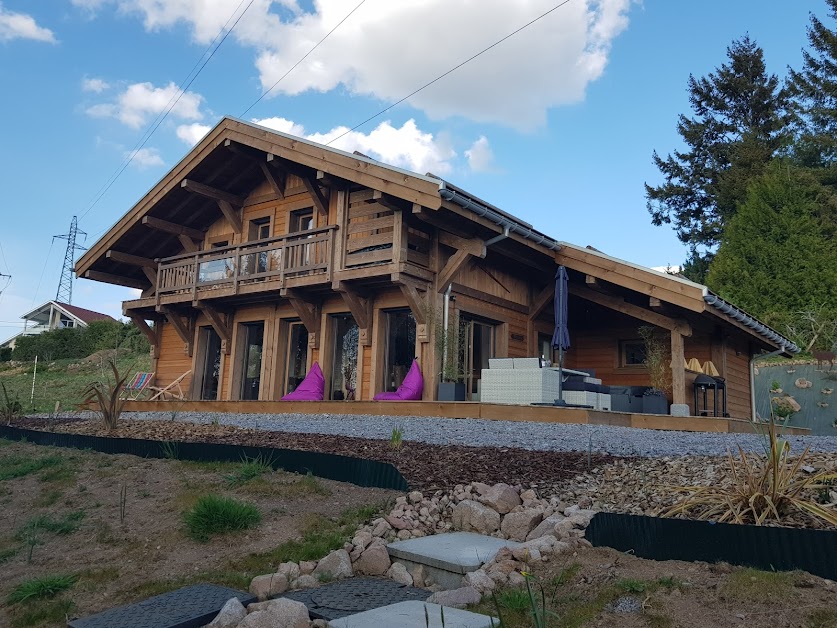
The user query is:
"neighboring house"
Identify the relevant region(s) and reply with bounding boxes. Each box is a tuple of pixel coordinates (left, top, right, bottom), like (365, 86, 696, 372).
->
(0, 301, 116, 350)
(74, 117, 798, 418)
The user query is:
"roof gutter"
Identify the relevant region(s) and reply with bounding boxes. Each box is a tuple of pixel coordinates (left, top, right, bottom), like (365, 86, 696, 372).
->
(438, 182, 561, 251)
(703, 292, 799, 354)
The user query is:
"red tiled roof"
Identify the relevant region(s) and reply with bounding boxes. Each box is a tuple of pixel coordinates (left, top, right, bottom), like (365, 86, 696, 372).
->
(55, 302, 117, 324)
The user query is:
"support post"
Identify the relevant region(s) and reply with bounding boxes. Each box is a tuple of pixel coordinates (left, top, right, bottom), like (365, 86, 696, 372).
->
(671, 330, 686, 406)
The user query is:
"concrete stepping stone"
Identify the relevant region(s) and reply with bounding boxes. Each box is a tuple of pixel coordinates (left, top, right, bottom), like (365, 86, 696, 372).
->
(327, 600, 496, 628)
(280, 577, 429, 621)
(388, 531, 521, 589)
(67, 584, 255, 628)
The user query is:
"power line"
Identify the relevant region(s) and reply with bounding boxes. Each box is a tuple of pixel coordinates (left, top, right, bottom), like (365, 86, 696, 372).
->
(326, 0, 574, 147)
(240, 0, 367, 118)
(30, 240, 54, 309)
(78, 0, 258, 223)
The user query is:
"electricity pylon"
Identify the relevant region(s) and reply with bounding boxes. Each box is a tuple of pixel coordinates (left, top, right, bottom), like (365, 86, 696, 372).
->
(53, 216, 87, 305)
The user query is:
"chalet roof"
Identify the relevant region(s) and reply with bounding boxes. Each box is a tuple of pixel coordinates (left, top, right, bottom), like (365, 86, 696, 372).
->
(20, 301, 116, 326)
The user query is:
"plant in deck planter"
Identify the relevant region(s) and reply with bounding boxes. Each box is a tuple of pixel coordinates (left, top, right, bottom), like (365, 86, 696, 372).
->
(662, 415, 837, 526)
(431, 306, 466, 401)
(82, 359, 131, 431)
(637, 326, 671, 397)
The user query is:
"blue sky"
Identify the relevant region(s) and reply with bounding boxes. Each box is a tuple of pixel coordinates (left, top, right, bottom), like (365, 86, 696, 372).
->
(0, 0, 823, 341)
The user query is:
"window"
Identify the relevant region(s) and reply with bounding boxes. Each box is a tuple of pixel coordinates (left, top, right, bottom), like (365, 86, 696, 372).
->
(383, 310, 416, 391)
(249, 217, 271, 241)
(197, 326, 222, 400)
(620, 340, 646, 367)
(284, 321, 309, 396)
(329, 314, 358, 400)
(239, 322, 265, 400)
(459, 314, 496, 400)
(244, 217, 272, 275)
(289, 209, 314, 233)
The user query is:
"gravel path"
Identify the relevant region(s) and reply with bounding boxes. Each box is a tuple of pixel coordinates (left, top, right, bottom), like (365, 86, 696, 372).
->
(50, 411, 837, 457)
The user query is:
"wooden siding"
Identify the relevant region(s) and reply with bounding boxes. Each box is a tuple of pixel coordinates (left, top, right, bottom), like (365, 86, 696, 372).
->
(156, 321, 193, 393)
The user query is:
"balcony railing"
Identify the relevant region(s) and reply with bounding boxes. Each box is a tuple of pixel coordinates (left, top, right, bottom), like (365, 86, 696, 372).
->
(156, 226, 336, 300)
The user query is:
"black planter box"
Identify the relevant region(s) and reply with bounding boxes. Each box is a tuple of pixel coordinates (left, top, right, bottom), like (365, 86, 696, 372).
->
(586, 512, 837, 581)
(437, 382, 467, 401)
(641, 394, 669, 415)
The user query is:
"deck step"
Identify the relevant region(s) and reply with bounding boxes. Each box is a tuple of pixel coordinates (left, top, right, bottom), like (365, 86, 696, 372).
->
(327, 600, 496, 628)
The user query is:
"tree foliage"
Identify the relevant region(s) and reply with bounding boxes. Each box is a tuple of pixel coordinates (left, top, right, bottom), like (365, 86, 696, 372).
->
(706, 162, 837, 346)
(12, 320, 150, 361)
(646, 36, 791, 280)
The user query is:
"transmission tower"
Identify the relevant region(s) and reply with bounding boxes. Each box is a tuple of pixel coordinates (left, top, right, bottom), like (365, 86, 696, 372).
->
(53, 216, 87, 305)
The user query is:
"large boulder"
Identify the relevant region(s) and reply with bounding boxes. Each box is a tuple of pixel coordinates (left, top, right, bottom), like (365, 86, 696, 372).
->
(475, 483, 521, 514)
(500, 509, 543, 541)
(239, 599, 310, 628)
(313, 549, 353, 580)
(464, 570, 495, 594)
(249, 573, 288, 601)
(386, 562, 413, 586)
(452, 500, 501, 534)
(526, 513, 566, 541)
(206, 598, 246, 628)
(354, 544, 391, 575)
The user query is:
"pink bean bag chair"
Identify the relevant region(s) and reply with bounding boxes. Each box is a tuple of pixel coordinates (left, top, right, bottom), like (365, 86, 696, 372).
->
(374, 360, 423, 401)
(282, 362, 325, 401)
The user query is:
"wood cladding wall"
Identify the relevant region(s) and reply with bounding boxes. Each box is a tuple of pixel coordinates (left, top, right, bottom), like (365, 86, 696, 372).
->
(156, 322, 193, 393)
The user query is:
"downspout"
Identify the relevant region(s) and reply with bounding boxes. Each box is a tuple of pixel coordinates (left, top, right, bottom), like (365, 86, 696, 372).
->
(750, 346, 787, 422)
(442, 283, 452, 380)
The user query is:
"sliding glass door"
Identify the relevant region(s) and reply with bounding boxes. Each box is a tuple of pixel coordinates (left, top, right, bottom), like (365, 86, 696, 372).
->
(197, 326, 222, 401)
(329, 314, 358, 400)
(239, 322, 264, 400)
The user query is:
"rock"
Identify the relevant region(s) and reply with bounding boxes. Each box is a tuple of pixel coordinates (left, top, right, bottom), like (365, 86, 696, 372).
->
(249, 573, 288, 600)
(313, 549, 353, 580)
(507, 572, 527, 588)
(475, 483, 521, 514)
(520, 489, 537, 501)
(277, 562, 300, 582)
(311, 620, 329, 628)
(299, 560, 316, 575)
(408, 564, 427, 588)
(354, 544, 391, 575)
(795, 378, 813, 389)
(371, 519, 392, 537)
(386, 562, 413, 586)
(206, 597, 246, 628)
(352, 530, 373, 550)
(527, 514, 566, 541)
(512, 546, 541, 562)
(408, 491, 424, 503)
(396, 529, 411, 540)
(427, 586, 482, 609)
(385, 515, 413, 530)
(464, 570, 496, 594)
(239, 598, 310, 628)
(290, 575, 320, 590)
(452, 500, 501, 534)
(501, 509, 543, 541)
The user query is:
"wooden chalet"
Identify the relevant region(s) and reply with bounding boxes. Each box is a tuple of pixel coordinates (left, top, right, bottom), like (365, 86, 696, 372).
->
(75, 117, 797, 420)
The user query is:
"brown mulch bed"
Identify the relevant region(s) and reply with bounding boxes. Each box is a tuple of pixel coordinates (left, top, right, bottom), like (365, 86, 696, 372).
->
(10, 416, 618, 491)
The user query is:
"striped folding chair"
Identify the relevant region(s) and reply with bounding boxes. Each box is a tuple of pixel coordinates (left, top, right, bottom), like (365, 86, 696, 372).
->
(122, 372, 155, 400)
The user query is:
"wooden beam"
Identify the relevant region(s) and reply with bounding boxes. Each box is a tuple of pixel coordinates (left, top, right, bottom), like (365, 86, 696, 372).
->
(216, 199, 242, 234)
(437, 249, 475, 291)
(649, 297, 663, 309)
(178, 234, 200, 253)
(180, 179, 244, 207)
(259, 161, 285, 200)
(141, 267, 158, 293)
(159, 307, 194, 356)
(83, 270, 147, 290)
(530, 283, 554, 321)
(106, 250, 156, 269)
(438, 231, 486, 258)
(671, 330, 686, 405)
(142, 216, 205, 241)
(395, 279, 427, 326)
(335, 282, 372, 346)
(372, 189, 410, 213)
(301, 176, 329, 216)
(223, 139, 287, 200)
(129, 315, 160, 358)
(285, 290, 321, 349)
(194, 303, 231, 354)
(585, 275, 598, 286)
(570, 284, 692, 337)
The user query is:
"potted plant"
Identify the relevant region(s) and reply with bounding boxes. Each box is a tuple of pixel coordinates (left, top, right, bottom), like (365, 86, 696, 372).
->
(435, 309, 466, 401)
(637, 326, 671, 414)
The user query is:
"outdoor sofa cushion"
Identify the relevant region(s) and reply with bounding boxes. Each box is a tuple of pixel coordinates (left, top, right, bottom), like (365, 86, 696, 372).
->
(282, 362, 325, 401)
(373, 360, 423, 401)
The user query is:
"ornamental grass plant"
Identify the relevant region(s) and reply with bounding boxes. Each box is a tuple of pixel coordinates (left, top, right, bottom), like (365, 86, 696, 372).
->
(662, 415, 837, 526)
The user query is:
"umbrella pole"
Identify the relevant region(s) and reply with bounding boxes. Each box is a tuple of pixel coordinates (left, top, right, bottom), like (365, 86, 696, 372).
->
(557, 346, 565, 405)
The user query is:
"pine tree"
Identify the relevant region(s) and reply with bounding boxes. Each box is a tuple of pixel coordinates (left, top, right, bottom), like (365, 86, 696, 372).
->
(787, 1, 837, 167)
(646, 36, 790, 281)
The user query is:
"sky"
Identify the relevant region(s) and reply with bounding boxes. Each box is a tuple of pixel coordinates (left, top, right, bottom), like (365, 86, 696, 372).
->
(0, 0, 825, 342)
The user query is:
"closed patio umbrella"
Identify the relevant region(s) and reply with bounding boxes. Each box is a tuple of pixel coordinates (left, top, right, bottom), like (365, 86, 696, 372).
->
(552, 265, 570, 405)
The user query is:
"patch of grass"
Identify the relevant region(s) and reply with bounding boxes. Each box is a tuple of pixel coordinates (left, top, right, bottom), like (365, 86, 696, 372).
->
(0, 454, 66, 481)
(183, 494, 261, 542)
(548, 563, 581, 588)
(722, 568, 800, 602)
(7, 574, 78, 604)
(8, 598, 75, 628)
(224, 454, 274, 486)
(616, 578, 648, 594)
(808, 608, 837, 628)
(239, 472, 332, 499)
(16, 510, 86, 539)
(0, 546, 18, 563)
(495, 587, 532, 612)
(34, 488, 64, 507)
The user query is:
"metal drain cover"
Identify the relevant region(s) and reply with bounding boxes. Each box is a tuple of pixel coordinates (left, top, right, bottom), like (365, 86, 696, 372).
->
(282, 577, 430, 620)
(67, 584, 255, 628)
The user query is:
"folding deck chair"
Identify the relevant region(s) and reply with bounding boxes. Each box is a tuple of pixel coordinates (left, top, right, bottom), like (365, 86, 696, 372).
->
(148, 370, 192, 401)
(121, 372, 155, 400)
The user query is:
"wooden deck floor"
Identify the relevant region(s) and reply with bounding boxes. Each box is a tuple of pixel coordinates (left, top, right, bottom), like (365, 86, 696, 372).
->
(121, 400, 809, 435)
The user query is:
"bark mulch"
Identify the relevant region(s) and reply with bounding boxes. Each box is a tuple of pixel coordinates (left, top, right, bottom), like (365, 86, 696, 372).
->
(10, 416, 618, 491)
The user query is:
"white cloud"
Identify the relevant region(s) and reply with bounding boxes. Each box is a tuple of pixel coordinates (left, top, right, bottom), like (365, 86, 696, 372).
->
(465, 136, 494, 173)
(71, 0, 632, 129)
(126, 147, 164, 168)
(176, 122, 211, 145)
(81, 77, 110, 93)
(254, 116, 457, 175)
(87, 81, 204, 128)
(0, 3, 56, 43)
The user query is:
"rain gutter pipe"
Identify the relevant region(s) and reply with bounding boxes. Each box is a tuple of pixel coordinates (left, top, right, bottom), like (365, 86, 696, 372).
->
(750, 346, 787, 422)
(442, 283, 452, 380)
(438, 183, 561, 251)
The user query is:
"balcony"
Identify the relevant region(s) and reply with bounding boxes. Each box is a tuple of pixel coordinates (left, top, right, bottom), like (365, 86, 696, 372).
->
(155, 225, 336, 304)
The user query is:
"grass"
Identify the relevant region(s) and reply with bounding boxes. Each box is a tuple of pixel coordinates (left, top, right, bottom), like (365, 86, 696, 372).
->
(8, 599, 75, 628)
(0, 546, 17, 563)
(183, 494, 261, 542)
(807, 608, 837, 628)
(722, 568, 801, 602)
(223, 454, 274, 486)
(0, 454, 69, 481)
(34, 488, 64, 507)
(16, 511, 86, 539)
(7, 574, 78, 604)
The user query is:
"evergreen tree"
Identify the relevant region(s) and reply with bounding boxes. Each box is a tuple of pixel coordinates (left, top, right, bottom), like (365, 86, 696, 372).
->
(646, 36, 790, 281)
(706, 162, 837, 329)
(787, 1, 837, 167)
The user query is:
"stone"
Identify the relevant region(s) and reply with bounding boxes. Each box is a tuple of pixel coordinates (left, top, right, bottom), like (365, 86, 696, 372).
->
(512, 546, 541, 562)
(397, 529, 412, 540)
(206, 597, 246, 628)
(452, 500, 501, 534)
(352, 530, 373, 550)
(500, 509, 543, 541)
(277, 562, 300, 582)
(670, 403, 689, 417)
(354, 544, 391, 575)
(408, 491, 424, 503)
(239, 598, 310, 628)
(507, 572, 527, 588)
(520, 489, 537, 501)
(313, 549, 353, 580)
(464, 570, 496, 594)
(526, 514, 566, 541)
(387, 561, 414, 586)
(371, 518, 392, 537)
(408, 564, 427, 588)
(427, 586, 482, 609)
(299, 560, 316, 575)
(290, 574, 320, 590)
(386, 515, 414, 530)
(249, 573, 289, 600)
(795, 378, 813, 389)
(475, 483, 521, 514)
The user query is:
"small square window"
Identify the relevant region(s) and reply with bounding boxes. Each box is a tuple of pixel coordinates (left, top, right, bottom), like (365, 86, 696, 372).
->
(620, 340, 646, 367)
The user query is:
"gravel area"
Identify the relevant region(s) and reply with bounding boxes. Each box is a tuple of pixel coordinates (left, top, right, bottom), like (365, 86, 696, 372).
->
(45, 410, 837, 457)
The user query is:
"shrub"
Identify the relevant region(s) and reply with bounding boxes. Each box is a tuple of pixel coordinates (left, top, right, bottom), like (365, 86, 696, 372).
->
(7, 574, 77, 604)
(1, 382, 22, 425)
(184, 494, 261, 542)
(83, 359, 131, 431)
(12, 320, 150, 361)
